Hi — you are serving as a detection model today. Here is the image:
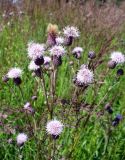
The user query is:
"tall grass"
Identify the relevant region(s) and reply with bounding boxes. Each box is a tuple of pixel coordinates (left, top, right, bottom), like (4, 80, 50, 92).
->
(1, 1, 125, 160)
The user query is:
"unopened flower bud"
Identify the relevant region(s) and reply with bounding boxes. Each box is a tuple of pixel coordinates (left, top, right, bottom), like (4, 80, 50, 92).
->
(104, 103, 113, 114)
(117, 69, 124, 76)
(52, 55, 62, 67)
(72, 47, 83, 59)
(24, 102, 35, 114)
(64, 36, 73, 46)
(31, 96, 37, 101)
(88, 51, 96, 59)
(34, 68, 41, 77)
(112, 114, 122, 126)
(108, 60, 116, 69)
(47, 34, 56, 46)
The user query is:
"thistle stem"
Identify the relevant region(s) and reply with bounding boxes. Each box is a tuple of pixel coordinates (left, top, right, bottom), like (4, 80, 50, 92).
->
(52, 139, 56, 160)
(50, 65, 57, 119)
(40, 67, 51, 118)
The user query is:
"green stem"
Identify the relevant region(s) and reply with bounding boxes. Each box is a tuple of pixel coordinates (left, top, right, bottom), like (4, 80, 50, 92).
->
(40, 67, 51, 118)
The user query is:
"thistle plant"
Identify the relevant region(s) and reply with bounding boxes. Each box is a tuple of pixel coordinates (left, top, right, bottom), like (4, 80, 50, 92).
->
(2, 23, 125, 160)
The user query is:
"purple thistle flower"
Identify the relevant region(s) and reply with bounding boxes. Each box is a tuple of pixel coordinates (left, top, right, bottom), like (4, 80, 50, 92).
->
(72, 47, 83, 59)
(46, 119, 63, 137)
(16, 133, 28, 146)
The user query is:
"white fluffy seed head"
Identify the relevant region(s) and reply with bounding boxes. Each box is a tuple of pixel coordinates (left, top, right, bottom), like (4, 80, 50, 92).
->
(111, 51, 125, 64)
(50, 45, 66, 57)
(63, 26, 80, 38)
(7, 68, 22, 79)
(17, 133, 28, 145)
(76, 65, 93, 85)
(46, 120, 63, 136)
(28, 61, 40, 71)
(55, 37, 64, 45)
(28, 42, 45, 60)
(44, 56, 51, 64)
(72, 47, 83, 54)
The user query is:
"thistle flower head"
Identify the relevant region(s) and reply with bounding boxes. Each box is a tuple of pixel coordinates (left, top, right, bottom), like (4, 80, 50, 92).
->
(116, 114, 122, 120)
(110, 51, 125, 64)
(28, 61, 40, 71)
(17, 133, 28, 145)
(7, 68, 22, 79)
(63, 26, 80, 38)
(55, 37, 64, 45)
(28, 42, 45, 60)
(72, 47, 83, 53)
(47, 23, 58, 35)
(76, 65, 93, 85)
(50, 45, 66, 57)
(46, 120, 63, 136)
(44, 56, 51, 65)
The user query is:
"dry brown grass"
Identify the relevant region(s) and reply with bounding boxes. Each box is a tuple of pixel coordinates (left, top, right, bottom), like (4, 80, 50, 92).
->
(1, 0, 125, 38)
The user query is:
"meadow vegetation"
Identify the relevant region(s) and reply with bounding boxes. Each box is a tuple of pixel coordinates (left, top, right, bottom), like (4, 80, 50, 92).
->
(1, 0, 125, 159)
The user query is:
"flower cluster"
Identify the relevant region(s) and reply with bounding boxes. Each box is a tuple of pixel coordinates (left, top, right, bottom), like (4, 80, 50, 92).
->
(7, 68, 22, 79)
(28, 61, 40, 71)
(55, 37, 64, 45)
(72, 47, 83, 59)
(3, 24, 125, 151)
(7, 67, 23, 85)
(50, 45, 66, 57)
(110, 51, 125, 64)
(63, 26, 80, 38)
(28, 42, 45, 60)
(16, 133, 28, 146)
(46, 120, 63, 138)
(74, 65, 94, 87)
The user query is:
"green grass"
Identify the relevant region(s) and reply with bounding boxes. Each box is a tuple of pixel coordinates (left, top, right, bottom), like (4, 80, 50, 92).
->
(1, 8, 125, 160)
